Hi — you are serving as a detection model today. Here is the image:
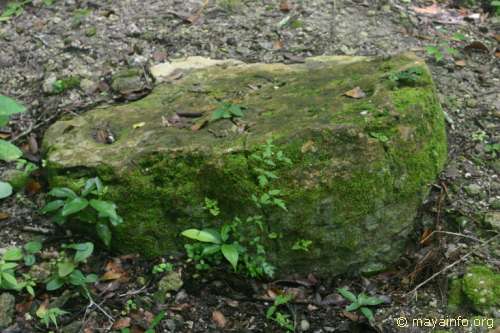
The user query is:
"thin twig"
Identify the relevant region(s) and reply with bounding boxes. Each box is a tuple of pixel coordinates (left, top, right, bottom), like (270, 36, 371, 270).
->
(118, 284, 149, 298)
(21, 225, 54, 235)
(406, 233, 499, 297)
(10, 112, 60, 143)
(420, 230, 485, 245)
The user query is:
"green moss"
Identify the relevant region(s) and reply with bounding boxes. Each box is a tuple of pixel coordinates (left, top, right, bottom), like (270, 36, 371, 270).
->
(43, 54, 448, 275)
(462, 265, 500, 314)
(448, 277, 465, 313)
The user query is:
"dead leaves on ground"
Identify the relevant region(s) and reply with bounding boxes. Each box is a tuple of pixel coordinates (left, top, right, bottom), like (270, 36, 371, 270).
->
(212, 310, 228, 328)
(412, 4, 442, 15)
(101, 258, 129, 282)
(279, 0, 292, 12)
(344, 86, 366, 99)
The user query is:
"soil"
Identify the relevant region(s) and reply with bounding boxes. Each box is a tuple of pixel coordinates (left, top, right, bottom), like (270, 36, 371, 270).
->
(0, 0, 499, 332)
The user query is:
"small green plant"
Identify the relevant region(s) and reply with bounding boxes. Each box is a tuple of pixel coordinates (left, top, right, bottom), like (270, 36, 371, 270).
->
(41, 177, 123, 246)
(211, 102, 244, 121)
(485, 143, 500, 158)
(52, 76, 81, 94)
(22, 240, 42, 266)
(292, 239, 312, 252)
(337, 288, 384, 322)
(0, 247, 22, 290)
(121, 299, 138, 315)
(181, 140, 294, 278)
(19, 273, 36, 296)
(492, 1, 500, 14)
(204, 197, 220, 216)
(388, 66, 423, 87)
(36, 305, 68, 329)
(0, 95, 29, 199)
(425, 33, 465, 63)
(0, 0, 31, 21)
(472, 130, 487, 142)
(369, 132, 389, 143)
(0, 0, 54, 21)
(266, 294, 295, 332)
(1, 242, 42, 294)
(152, 262, 173, 274)
(45, 242, 97, 291)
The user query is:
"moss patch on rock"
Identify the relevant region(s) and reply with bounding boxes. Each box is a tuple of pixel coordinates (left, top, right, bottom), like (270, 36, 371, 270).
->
(43, 53, 447, 276)
(448, 265, 500, 315)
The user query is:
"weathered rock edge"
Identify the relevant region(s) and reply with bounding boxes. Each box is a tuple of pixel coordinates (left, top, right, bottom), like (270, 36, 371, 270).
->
(43, 53, 447, 276)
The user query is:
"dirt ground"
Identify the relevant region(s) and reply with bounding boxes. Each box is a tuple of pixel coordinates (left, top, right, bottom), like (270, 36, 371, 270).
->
(0, 0, 499, 332)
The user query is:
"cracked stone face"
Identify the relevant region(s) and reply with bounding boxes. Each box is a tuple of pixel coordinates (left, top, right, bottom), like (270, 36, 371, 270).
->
(42, 53, 447, 276)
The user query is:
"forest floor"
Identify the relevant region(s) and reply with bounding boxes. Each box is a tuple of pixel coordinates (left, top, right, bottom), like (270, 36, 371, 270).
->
(0, 0, 499, 332)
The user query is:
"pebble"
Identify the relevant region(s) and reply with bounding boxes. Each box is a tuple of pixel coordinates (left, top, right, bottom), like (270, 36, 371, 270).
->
(300, 319, 310, 331)
(464, 184, 482, 196)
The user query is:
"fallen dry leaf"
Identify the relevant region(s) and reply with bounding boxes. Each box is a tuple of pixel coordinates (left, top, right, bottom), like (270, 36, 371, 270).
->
(341, 310, 360, 321)
(495, 34, 500, 42)
(0, 212, 9, 220)
(495, 49, 500, 59)
(101, 258, 128, 281)
(112, 317, 131, 329)
(273, 39, 284, 50)
(26, 180, 42, 195)
(301, 140, 317, 153)
(420, 228, 433, 246)
(464, 41, 489, 53)
(455, 59, 466, 67)
(280, 0, 291, 12)
(28, 134, 38, 154)
(344, 86, 366, 99)
(132, 122, 145, 129)
(16, 299, 33, 314)
(212, 310, 227, 328)
(191, 118, 208, 131)
(412, 4, 442, 15)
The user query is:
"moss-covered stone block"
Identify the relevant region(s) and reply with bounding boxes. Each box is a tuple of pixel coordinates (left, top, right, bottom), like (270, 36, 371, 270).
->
(42, 53, 447, 276)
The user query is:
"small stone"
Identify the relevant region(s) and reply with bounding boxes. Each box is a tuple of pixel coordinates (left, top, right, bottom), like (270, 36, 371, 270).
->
(300, 319, 310, 331)
(80, 78, 98, 95)
(0, 293, 15, 329)
(42, 74, 57, 94)
(158, 271, 183, 293)
(466, 98, 478, 108)
(464, 184, 482, 196)
(484, 212, 500, 230)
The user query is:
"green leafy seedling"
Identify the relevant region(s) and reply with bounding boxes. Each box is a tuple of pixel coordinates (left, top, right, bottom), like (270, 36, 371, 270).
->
(45, 242, 97, 291)
(41, 177, 122, 246)
(0, 94, 28, 199)
(337, 288, 385, 322)
(0, 247, 23, 290)
(211, 102, 244, 121)
(36, 306, 68, 329)
(266, 294, 295, 332)
(181, 228, 240, 271)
